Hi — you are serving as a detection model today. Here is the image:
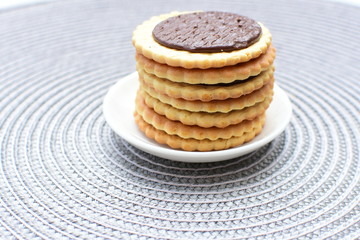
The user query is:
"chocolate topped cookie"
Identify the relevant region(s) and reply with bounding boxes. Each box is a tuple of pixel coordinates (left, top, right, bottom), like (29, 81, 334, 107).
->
(133, 11, 272, 68)
(152, 11, 262, 53)
(132, 11, 276, 151)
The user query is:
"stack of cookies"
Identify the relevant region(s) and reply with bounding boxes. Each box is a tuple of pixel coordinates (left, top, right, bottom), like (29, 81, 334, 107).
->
(132, 11, 275, 151)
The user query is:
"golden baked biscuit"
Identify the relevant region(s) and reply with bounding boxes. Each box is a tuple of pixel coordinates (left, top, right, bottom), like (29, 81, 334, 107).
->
(136, 45, 276, 84)
(140, 80, 274, 113)
(134, 113, 265, 151)
(136, 90, 273, 128)
(135, 96, 266, 140)
(132, 11, 272, 69)
(138, 66, 274, 102)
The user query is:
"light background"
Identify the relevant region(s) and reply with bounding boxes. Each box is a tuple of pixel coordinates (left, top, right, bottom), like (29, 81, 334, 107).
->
(1, 0, 360, 9)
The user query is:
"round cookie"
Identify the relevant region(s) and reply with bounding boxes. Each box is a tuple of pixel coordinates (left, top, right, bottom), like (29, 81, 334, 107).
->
(137, 66, 274, 101)
(136, 45, 276, 84)
(135, 95, 266, 140)
(134, 113, 264, 151)
(140, 80, 274, 113)
(136, 90, 273, 128)
(132, 11, 272, 69)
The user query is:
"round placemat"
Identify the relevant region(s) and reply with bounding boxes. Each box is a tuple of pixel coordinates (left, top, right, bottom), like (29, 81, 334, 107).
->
(0, 0, 359, 239)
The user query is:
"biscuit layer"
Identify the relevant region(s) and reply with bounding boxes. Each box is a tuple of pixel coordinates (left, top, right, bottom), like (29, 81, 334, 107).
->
(140, 80, 274, 113)
(137, 90, 273, 128)
(135, 98, 266, 140)
(134, 113, 264, 151)
(132, 11, 272, 69)
(136, 45, 275, 84)
(138, 66, 274, 102)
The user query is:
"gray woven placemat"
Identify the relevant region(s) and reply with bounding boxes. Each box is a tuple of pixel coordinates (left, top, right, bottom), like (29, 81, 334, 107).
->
(0, 0, 359, 239)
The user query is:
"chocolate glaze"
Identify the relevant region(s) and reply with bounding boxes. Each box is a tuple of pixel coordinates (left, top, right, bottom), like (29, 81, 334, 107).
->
(152, 11, 262, 53)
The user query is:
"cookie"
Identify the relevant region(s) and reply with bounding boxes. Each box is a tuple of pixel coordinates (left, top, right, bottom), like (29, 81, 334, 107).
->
(138, 66, 274, 102)
(136, 90, 273, 128)
(140, 80, 274, 113)
(134, 113, 264, 151)
(135, 45, 276, 84)
(135, 95, 266, 140)
(132, 11, 272, 69)
(132, 10, 276, 151)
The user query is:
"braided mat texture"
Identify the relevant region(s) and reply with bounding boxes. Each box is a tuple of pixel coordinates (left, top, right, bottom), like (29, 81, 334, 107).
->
(0, 0, 359, 239)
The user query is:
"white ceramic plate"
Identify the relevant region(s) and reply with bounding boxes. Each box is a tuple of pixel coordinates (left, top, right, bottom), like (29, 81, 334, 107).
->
(103, 72, 292, 162)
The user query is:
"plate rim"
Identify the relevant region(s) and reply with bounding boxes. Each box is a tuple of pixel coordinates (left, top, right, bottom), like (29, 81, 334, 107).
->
(103, 72, 292, 163)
